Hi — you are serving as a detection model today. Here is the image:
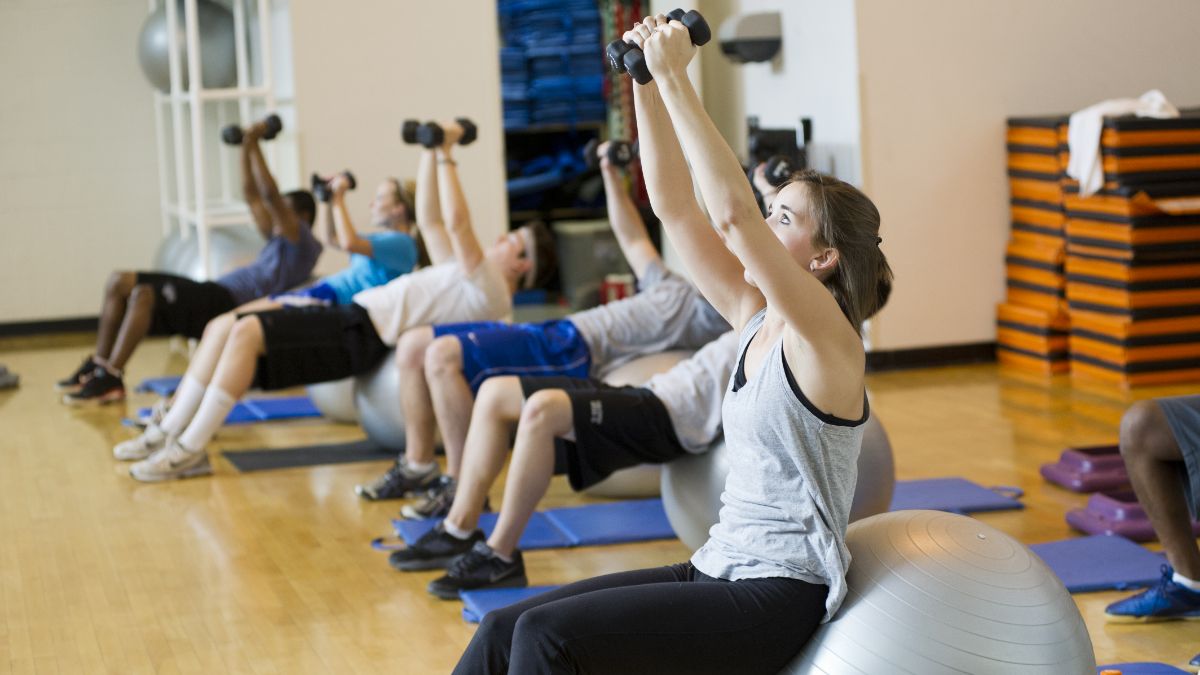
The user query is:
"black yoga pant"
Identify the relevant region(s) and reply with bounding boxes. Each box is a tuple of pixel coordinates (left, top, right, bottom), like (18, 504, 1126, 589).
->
(453, 562, 828, 675)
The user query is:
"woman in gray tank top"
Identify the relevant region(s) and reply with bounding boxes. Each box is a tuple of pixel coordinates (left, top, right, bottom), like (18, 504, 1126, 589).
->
(454, 14, 893, 675)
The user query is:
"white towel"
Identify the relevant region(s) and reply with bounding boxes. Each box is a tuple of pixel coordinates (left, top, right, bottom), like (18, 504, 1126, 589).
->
(1066, 90, 1179, 197)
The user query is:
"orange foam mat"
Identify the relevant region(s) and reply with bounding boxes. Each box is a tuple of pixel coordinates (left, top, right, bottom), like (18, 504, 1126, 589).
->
(1007, 285, 1067, 314)
(1063, 179, 1200, 217)
(1008, 151, 1061, 175)
(1066, 239, 1200, 262)
(1066, 281, 1200, 310)
(1069, 309, 1200, 340)
(1007, 237, 1065, 266)
(1012, 224, 1066, 249)
(1070, 333, 1200, 365)
(997, 302, 1069, 330)
(1007, 265, 1064, 291)
(1066, 256, 1200, 284)
(1010, 176, 1064, 204)
(998, 328, 1068, 357)
(1070, 358, 1200, 388)
(1065, 217, 1200, 246)
(998, 346, 1070, 375)
(1012, 199, 1066, 229)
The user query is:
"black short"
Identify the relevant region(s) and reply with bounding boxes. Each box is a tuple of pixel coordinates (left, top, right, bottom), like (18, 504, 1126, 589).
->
(519, 376, 688, 491)
(135, 272, 237, 338)
(250, 303, 390, 391)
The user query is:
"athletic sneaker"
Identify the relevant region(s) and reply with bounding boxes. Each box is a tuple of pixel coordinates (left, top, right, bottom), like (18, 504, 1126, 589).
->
(63, 367, 125, 406)
(1105, 565, 1200, 623)
(56, 356, 98, 392)
(400, 476, 491, 520)
(388, 522, 484, 572)
(355, 458, 440, 500)
(427, 541, 527, 600)
(129, 439, 212, 482)
(136, 398, 171, 428)
(113, 424, 168, 461)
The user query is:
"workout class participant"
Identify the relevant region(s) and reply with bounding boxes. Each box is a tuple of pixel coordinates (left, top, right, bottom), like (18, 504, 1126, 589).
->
(1104, 396, 1200, 622)
(390, 331, 737, 598)
(125, 121, 555, 482)
(454, 14, 892, 674)
(58, 114, 322, 406)
(113, 169, 418, 461)
(355, 140, 729, 504)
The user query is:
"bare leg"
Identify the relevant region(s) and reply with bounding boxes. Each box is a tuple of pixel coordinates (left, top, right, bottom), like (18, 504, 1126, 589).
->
(397, 327, 438, 464)
(94, 272, 138, 361)
(485, 389, 573, 558)
(105, 284, 156, 372)
(425, 336, 475, 478)
(445, 377, 526, 534)
(184, 299, 281, 387)
(1120, 400, 1200, 579)
(208, 315, 265, 399)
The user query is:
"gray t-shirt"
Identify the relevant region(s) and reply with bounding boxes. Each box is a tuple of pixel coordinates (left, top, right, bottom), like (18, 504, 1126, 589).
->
(569, 259, 730, 378)
(691, 309, 866, 623)
(644, 331, 738, 453)
(217, 223, 322, 305)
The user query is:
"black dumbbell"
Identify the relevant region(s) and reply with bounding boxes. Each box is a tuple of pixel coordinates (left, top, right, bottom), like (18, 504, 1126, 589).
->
(414, 118, 478, 149)
(583, 138, 638, 170)
(605, 9, 711, 85)
(401, 119, 421, 144)
(762, 155, 796, 188)
(221, 113, 283, 146)
(310, 170, 357, 203)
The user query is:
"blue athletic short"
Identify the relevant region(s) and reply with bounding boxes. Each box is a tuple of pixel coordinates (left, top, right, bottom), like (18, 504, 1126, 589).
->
(432, 319, 591, 392)
(1157, 395, 1200, 519)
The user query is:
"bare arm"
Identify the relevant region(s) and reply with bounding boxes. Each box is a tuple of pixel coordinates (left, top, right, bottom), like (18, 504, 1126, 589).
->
(329, 176, 374, 256)
(597, 150, 659, 279)
(243, 127, 301, 243)
(414, 148, 454, 265)
(436, 125, 485, 273)
(632, 74, 757, 327)
(313, 198, 336, 247)
(239, 135, 273, 240)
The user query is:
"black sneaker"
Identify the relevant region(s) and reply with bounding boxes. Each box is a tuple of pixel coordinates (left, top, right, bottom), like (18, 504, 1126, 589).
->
(400, 476, 491, 520)
(428, 541, 527, 600)
(355, 458, 440, 500)
(389, 522, 484, 572)
(62, 367, 125, 406)
(56, 356, 98, 392)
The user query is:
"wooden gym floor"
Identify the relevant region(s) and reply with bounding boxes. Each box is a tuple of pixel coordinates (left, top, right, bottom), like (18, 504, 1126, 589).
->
(1, 336, 1197, 673)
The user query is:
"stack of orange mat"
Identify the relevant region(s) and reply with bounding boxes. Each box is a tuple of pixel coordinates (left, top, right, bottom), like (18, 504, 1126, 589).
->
(999, 115, 1071, 374)
(1060, 112, 1200, 386)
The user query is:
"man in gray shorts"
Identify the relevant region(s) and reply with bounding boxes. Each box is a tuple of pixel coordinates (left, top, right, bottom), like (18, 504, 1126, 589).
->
(1105, 395, 1200, 622)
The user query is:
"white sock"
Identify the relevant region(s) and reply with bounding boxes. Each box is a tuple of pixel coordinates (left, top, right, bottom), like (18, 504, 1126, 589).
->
(177, 386, 236, 451)
(159, 375, 207, 435)
(406, 459, 436, 474)
(492, 548, 513, 563)
(94, 356, 122, 377)
(1173, 571, 1200, 592)
(443, 521, 474, 540)
(142, 424, 166, 444)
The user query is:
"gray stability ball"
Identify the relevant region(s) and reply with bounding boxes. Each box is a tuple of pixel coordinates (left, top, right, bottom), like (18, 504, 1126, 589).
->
(581, 350, 695, 499)
(307, 377, 360, 423)
(138, 0, 237, 93)
(152, 224, 265, 280)
(353, 351, 406, 451)
(661, 414, 896, 552)
(782, 510, 1095, 674)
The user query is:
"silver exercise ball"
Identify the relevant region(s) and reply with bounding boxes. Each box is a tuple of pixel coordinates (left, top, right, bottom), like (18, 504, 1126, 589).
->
(353, 350, 407, 451)
(152, 225, 264, 280)
(307, 378, 359, 423)
(581, 350, 694, 499)
(661, 415, 896, 552)
(782, 510, 1095, 674)
(137, 0, 237, 93)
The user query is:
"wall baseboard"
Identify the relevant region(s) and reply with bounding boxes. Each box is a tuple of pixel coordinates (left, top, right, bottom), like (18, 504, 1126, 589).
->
(0, 316, 98, 338)
(867, 342, 997, 372)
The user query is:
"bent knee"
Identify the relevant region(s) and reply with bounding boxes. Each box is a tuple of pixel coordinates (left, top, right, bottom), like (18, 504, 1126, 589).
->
(106, 271, 136, 296)
(127, 283, 156, 308)
(227, 316, 264, 349)
(1119, 400, 1169, 459)
(396, 327, 434, 369)
(424, 336, 464, 376)
(476, 377, 522, 417)
(519, 390, 570, 431)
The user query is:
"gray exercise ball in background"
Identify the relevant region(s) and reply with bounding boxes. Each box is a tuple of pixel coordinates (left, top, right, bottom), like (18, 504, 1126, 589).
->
(153, 224, 264, 280)
(782, 510, 1095, 674)
(307, 378, 360, 423)
(661, 414, 896, 552)
(353, 351, 407, 452)
(138, 0, 237, 93)
(581, 350, 695, 499)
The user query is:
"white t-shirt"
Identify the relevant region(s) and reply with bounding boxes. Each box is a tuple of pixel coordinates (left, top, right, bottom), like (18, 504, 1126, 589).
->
(352, 259, 512, 346)
(645, 331, 738, 453)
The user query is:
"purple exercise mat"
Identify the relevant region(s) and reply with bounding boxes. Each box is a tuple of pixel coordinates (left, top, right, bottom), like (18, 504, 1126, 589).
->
(1040, 444, 1129, 493)
(1067, 489, 1200, 542)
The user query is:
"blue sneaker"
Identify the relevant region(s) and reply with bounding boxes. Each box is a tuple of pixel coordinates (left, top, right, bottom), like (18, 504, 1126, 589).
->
(1105, 565, 1200, 623)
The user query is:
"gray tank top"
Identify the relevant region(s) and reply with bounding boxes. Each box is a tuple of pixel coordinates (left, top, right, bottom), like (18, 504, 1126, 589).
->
(691, 309, 867, 622)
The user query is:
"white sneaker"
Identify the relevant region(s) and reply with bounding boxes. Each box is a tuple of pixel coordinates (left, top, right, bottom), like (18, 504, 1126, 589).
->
(129, 439, 212, 482)
(139, 398, 171, 427)
(113, 425, 168, 461)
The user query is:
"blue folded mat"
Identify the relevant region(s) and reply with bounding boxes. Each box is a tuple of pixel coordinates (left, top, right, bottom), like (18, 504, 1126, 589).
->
(461, 586, 560, 623)
(1030, 535, 1166, 593)
(394, 498, 675, 550)
(889, 477, 1024, 513)
(129, 396, 321, 427)
(1097, 664, 1190, 674)
(136, 375, 183, 396)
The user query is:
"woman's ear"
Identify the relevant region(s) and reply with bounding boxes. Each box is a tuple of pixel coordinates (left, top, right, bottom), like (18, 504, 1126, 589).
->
(809, 247, 840, 279)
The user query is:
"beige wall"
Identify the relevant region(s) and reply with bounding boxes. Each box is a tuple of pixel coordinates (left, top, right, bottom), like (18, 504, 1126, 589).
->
(856, 0, 1200, 350)
(0, 0, 162, 323)
(289, 0, 508, 272)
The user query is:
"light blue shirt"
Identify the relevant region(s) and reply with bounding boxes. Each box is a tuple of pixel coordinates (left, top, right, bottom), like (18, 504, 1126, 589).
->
(323, 231, 417, 304)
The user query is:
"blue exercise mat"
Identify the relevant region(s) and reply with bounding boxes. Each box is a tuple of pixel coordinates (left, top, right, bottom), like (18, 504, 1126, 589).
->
(543, 499, 676, 546)
(393, 511, 572, 551)
(393, 499, 675, 551)
(136, 375, 183, 396)
(1030, 535, 1166, 593)
(1097, 664, 1190, 675)
(132, 396, 321, 427)
(461, 586, 560, 623)
(889, 478, 1024, 514)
